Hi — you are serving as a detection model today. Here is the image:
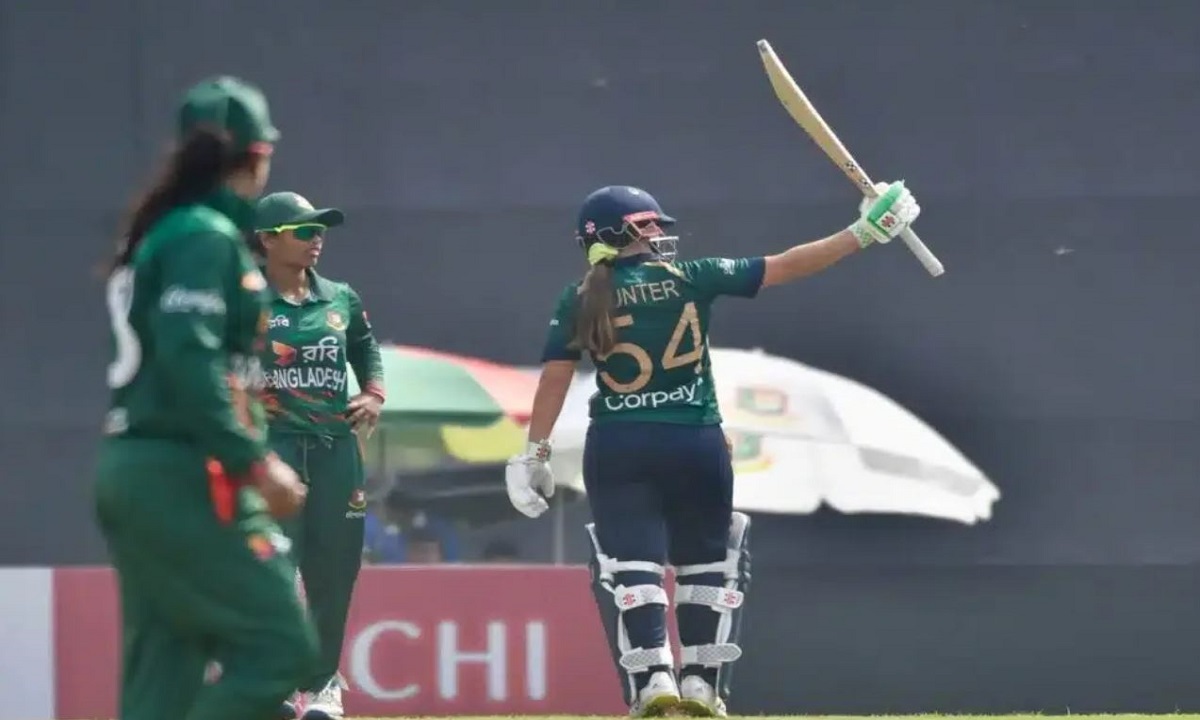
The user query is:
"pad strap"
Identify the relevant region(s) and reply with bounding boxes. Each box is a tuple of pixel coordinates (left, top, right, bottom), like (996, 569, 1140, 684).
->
(674, 584, 744, 611)
(681, 643, 742, 665)
(615, 583, 670, 611)
(675, 556, 738, 579)
(620, 645, 674, 672)
(601, 557, 667, 577)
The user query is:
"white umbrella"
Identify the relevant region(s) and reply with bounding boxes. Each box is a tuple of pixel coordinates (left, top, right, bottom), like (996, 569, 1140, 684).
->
(547, 347, 1000, 525)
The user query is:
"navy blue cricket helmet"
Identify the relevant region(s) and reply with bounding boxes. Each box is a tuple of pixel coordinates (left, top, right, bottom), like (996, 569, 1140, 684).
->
(575, 185, 680, 261)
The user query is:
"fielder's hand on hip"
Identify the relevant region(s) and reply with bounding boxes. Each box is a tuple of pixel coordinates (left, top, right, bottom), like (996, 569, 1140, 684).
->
(505, 441, 555, 518)
(848, 180, 921, 248)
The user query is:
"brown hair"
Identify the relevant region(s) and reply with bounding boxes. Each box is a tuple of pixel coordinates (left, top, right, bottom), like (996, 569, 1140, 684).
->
(571, 260, 618, 357)
(249, 231, 268, 260)
(109, 128, 250, 271)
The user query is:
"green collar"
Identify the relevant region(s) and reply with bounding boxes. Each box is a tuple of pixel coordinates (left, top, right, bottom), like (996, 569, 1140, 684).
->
(264, 267, 333, 303)
(202, 186, 257, 232)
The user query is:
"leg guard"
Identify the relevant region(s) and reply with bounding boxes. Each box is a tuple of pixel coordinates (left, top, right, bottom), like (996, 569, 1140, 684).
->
(673, 511, 750, 700)
(586, 522, 674, 706)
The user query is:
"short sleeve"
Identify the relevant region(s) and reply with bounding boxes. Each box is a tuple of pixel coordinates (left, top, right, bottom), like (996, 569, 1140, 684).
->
(677, 257, 766, 300)
(540, 283, 582, 363)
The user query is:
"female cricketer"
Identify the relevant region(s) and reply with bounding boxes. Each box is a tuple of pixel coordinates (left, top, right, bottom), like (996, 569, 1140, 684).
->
(253, 191, 386, 720)
(95, 77, 317, 720)
(506, 182, 922, 717)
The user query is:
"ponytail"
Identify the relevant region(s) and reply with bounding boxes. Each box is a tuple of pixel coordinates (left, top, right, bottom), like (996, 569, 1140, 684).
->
(572, 253, 619, 357)
(110, 128, 242, 271)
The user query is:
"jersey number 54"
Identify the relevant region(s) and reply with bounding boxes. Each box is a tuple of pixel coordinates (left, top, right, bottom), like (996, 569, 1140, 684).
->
(599, 301, 704, 394)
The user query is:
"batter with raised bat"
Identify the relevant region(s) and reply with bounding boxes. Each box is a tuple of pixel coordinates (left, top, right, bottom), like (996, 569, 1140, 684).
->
(506, 182, 920, 717)
(756, 38, 943, 276)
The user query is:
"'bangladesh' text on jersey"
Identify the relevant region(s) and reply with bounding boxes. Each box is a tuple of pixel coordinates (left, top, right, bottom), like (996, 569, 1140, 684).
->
(542, 254, 766, 425)
(257, 271, 384, 436)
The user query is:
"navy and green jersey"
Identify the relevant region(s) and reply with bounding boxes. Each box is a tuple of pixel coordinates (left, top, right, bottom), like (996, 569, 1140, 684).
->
(257, 271, 384, 436)
(542, 254, 765, 425)
(102, 189, 270, 476)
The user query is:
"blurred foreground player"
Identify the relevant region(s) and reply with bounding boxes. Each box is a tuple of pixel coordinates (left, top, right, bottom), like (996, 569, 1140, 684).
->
(506, 183, 920, 716)
(95, 77, 317, 720)
(253, 192, 385, 720)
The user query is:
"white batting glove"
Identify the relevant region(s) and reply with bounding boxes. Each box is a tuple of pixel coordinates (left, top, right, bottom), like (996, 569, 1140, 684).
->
(505, 441, 555, 519)
(849, 180, 921, 248)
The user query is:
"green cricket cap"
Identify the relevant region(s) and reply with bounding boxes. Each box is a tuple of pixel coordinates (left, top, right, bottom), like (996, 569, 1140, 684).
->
(178, 76, 280, 154)
(255, 192, 345, 231)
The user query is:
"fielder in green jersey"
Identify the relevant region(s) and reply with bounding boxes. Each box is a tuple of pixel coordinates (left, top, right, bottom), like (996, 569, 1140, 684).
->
(507, 183, 923, 717)
(253, 191, 385, 720)
(95, 77, 317, 720)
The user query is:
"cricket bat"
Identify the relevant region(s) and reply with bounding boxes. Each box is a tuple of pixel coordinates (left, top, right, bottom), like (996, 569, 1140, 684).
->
(756, 39, 945, 277)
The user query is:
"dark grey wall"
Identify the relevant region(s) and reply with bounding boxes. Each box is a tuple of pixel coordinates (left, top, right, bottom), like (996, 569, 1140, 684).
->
(1, 0, 1198, 709)
(737, 565, 1200, 714)
(4, 0, 1185, 565)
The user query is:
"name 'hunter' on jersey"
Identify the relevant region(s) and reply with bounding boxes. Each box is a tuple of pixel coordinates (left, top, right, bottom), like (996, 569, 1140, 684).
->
(544, 256, 767, 427)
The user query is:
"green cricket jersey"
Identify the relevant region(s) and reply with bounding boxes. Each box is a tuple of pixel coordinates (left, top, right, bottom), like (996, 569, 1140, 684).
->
(258, 271, 384, 436)
(102, 189, 271, 476)
(542, 253, 766, 425)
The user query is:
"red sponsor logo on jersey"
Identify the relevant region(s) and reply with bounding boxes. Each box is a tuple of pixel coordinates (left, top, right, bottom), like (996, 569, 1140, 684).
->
(272, 341, 297, 366)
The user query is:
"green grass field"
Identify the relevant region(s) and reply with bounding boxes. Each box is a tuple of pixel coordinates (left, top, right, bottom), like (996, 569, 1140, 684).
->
(341, 715, 1200, 720)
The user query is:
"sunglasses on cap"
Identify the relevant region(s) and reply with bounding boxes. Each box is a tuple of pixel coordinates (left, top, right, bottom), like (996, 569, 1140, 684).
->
(267, 223, 326, 241)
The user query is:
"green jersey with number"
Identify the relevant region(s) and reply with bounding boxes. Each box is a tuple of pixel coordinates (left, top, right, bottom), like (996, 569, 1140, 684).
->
(102, 189, 271, 476)
(542, 253, 766, 425)
(258, 271, 385, 436)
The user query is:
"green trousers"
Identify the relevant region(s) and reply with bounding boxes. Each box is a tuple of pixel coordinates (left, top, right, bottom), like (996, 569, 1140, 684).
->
(94, 438, 319, 720)
(270, 432, 366, 692)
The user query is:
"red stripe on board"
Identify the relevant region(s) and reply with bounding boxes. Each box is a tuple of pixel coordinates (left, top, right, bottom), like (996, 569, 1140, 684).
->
(54, 567, 120, 719)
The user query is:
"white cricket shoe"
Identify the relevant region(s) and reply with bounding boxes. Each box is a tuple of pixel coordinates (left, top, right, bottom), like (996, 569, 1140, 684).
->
(300, 678, 344, 720)
(629, 670, 681, 717)
(678, 675, 727, 717)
